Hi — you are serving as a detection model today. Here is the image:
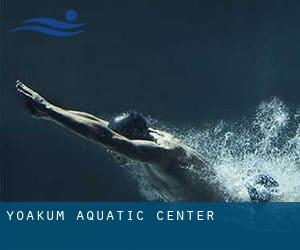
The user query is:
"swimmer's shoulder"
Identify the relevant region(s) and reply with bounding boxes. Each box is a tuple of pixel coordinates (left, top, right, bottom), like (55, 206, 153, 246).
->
(167, 143, 206, 167)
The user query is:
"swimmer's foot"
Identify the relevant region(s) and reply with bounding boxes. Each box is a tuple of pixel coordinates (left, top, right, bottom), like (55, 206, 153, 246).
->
(16, 80, 49, 118)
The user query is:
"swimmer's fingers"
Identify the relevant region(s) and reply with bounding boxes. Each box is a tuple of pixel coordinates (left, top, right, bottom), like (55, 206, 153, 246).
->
(16, 80, 36, 99)
(16, 80, 49, 114)
(16, 80, 41, 100)
(16, 80, 46, 104)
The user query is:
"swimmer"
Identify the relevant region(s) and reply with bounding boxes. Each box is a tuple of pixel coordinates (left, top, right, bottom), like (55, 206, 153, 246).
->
(16, 80, 277, 201)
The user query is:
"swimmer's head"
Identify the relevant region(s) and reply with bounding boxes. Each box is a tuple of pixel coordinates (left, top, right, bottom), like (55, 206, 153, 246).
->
(108, 111, 153, 141)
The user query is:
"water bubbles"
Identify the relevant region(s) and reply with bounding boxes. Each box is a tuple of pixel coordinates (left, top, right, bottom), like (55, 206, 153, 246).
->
(124, 97, 300, 201)
(182, 97, 300, 201)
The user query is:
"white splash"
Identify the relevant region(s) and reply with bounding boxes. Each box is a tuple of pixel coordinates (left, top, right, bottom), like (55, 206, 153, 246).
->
(126, 98, 300, 201)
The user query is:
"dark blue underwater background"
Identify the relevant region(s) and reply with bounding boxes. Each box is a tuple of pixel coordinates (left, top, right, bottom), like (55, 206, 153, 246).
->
(2, 0, 300, 201)
(1, 1, 300, 248)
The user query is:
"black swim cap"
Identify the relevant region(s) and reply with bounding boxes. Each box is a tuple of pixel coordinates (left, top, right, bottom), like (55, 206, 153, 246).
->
(108, 111, 153, 141)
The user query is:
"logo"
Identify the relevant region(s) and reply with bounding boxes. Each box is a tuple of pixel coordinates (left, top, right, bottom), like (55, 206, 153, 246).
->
(9, 9, 86, 37)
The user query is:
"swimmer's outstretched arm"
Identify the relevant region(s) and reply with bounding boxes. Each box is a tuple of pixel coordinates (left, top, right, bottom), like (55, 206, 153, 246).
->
(16, 81, 175, 165)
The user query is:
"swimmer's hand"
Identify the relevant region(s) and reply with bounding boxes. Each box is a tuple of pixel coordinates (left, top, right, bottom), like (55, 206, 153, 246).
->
(16, 80, 49, 118)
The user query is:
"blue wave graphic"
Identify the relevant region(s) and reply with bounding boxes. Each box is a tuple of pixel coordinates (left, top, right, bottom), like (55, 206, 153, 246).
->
(10, 25, 84, 37)
(23, 18, 85, 29)
(9, 9, 85, 37)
